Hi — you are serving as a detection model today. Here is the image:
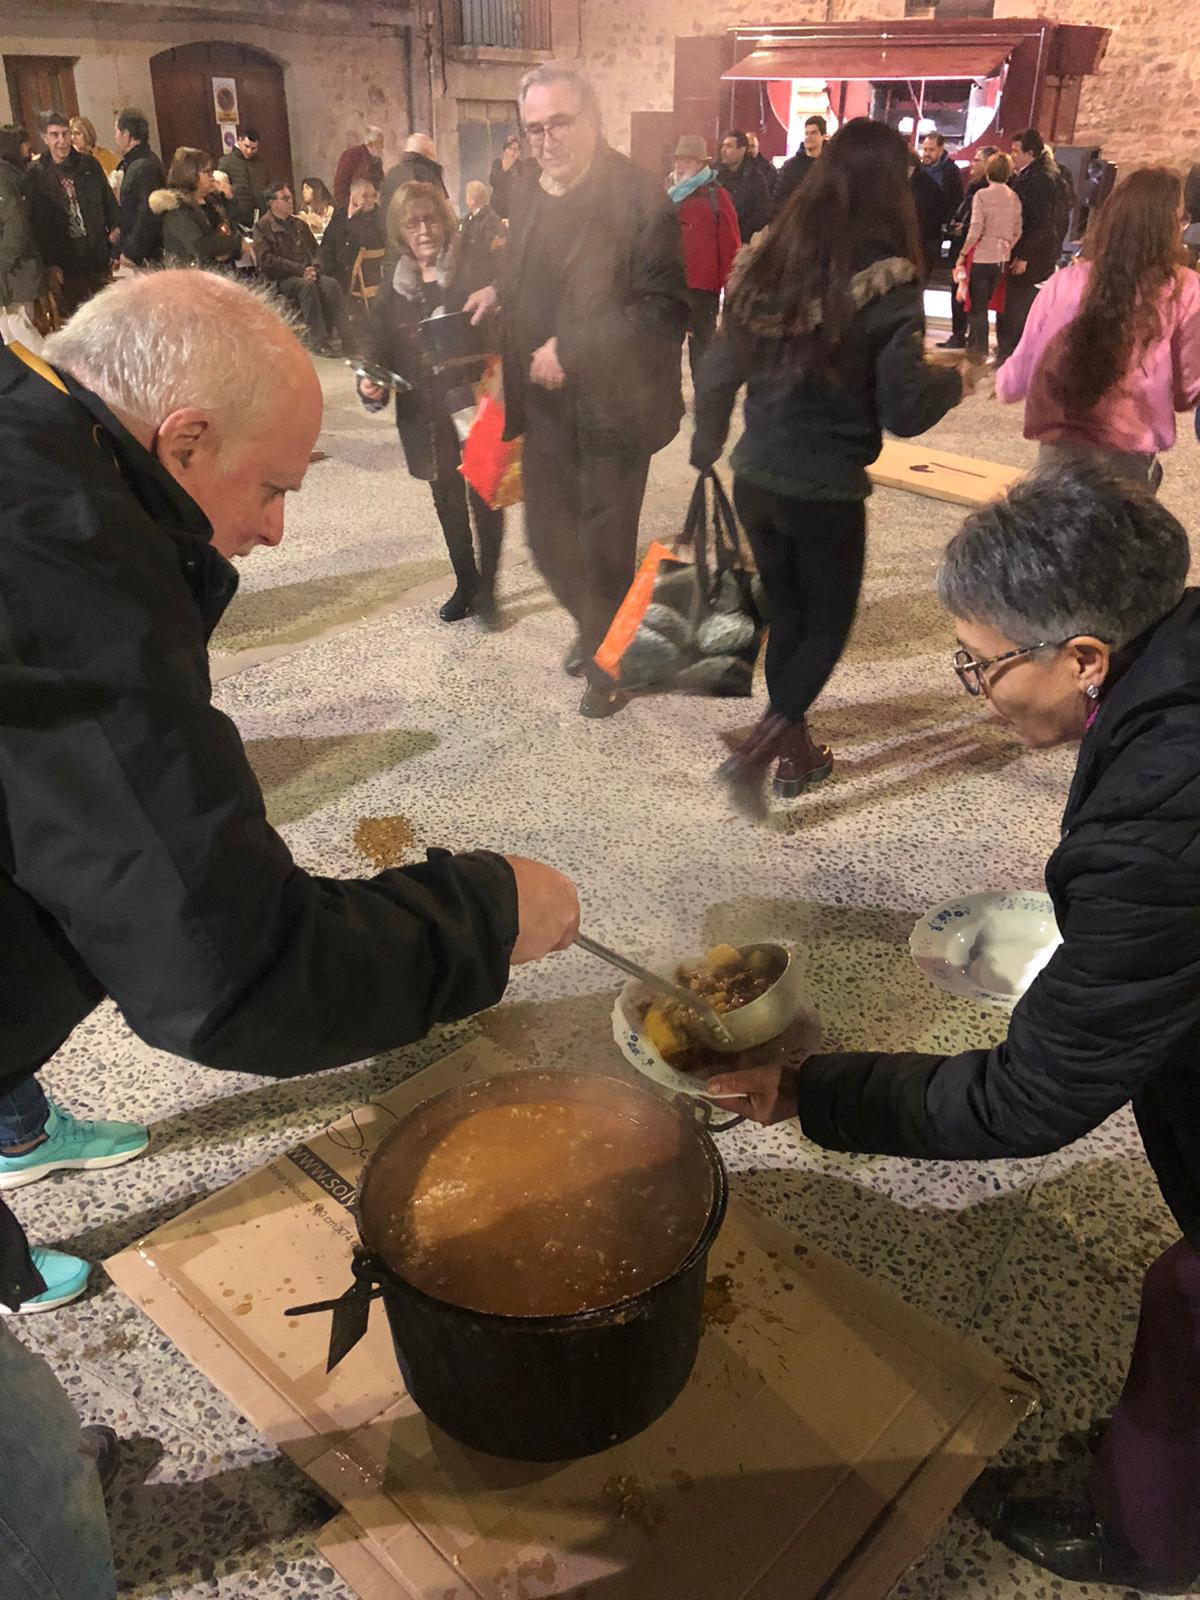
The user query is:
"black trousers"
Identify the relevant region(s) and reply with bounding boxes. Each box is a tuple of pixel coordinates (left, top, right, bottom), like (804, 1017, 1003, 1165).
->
(278, 273, 352, 348)
(733, 478, 866, 725)
(429, 474, 504, 592)
(967, 262, 1002, 357)
(684, 289, 720, 384)
(947, 233, 967, 341)
(996, 272, 1045, 363)
(522, 406, 651, 685)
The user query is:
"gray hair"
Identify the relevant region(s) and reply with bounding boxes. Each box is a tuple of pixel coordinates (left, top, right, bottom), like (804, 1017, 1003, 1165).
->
(938, 464, 1190, 649)
(43, 269, 304, 460)
(364, 125, 383, 144)
(518, 63, 602, 128)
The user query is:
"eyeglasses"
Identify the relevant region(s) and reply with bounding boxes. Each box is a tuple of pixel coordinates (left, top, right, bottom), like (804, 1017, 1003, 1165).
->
(952, 640, 1066, 696)
(523, 114, 577, 144)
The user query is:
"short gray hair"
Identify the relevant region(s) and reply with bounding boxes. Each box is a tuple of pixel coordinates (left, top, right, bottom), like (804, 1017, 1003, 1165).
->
(43, 269, 305, 461)
(518, 62, 601, 128)
(938, 464, 1190, 649)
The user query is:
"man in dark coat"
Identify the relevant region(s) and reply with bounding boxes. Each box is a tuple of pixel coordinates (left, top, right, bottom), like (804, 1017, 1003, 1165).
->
(910, 154, 946, 283)
(380, 132, 449, 222)
(216, 128, 268, 228)
(320, 175, 385, 288)
(112, 107, 164, 265)
(717, 129, 772, 242)
(771, 114, 826, 216)
(918, 132, 965, 221)
(465, 65, 688, 719)
(0, 124, 43, 314)
(254, 181, 353, 353)
(0, 268, 578, 1576)
(745, 132, 777, 200)
(25, 110, 118, 316)
(703, 467, 1200, 1593)
(997, 128, 1067, 363)
(0, 267, 578, 1247)
(488, 133, 539, 221)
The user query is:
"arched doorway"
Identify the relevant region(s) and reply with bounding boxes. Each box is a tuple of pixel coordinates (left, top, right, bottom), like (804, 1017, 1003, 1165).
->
(150, 41, 293, 193)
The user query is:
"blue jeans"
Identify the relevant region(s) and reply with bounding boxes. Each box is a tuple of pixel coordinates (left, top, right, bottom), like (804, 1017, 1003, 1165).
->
(0, 1324, 117, 1599)
(0, 1077, 50, 1149)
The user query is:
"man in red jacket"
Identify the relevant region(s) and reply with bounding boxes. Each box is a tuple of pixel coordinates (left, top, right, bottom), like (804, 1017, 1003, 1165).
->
(669, 134, 741, 382)
(332, 125, 385, 210)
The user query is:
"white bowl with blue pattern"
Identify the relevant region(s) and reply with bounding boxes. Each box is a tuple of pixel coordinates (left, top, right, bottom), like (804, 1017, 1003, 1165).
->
(910, 889, 1061, 1011)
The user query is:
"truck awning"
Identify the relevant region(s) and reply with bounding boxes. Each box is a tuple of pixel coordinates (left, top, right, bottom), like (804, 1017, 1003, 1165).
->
(723, 36, 1023, 82)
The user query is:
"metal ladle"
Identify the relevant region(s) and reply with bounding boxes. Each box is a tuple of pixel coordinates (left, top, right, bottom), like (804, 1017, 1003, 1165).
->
(575, 933, 737, 1051)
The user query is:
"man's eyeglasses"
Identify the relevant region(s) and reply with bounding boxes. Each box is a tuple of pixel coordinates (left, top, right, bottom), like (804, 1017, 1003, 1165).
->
(952, 640, 1065, 696)
(523, 114, 577, 144)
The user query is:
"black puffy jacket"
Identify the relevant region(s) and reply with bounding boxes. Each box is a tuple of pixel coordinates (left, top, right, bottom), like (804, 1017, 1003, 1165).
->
(692, 253, 962, 496)
(116, 140, 165, 263)
(0, 341, 518, 1084)
(797, 592, 1200, 1248)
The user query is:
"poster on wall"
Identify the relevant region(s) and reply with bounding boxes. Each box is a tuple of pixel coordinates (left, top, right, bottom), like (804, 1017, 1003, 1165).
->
(212, 77, 239, 124)
(221, 126, 238, 155)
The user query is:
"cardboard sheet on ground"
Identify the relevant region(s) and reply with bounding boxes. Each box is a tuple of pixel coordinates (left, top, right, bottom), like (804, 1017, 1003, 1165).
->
(108, 1041, 1037, 1600)
(869, 440, 1023, 506)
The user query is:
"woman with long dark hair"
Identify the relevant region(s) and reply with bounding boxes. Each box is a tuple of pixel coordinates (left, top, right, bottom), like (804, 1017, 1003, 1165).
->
(692, 117, 966, 817)
(357, 181, 504, 625)
(997, 166, 1200, 488)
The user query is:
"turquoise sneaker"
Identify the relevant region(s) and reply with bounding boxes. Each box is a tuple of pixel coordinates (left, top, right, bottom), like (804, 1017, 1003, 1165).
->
(0, 1247, 90, 1314)
(0, 1101, 149, 1191)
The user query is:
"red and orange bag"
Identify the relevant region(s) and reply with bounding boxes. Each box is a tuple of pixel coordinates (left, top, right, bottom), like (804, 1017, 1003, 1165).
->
(460, 361, 523, 510)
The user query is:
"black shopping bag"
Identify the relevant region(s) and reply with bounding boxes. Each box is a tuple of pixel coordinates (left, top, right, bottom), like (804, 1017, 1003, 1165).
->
(594, 470, 767, 696)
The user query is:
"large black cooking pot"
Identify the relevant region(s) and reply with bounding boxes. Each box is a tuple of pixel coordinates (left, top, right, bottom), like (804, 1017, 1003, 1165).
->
(297, 1070, 727, 1462)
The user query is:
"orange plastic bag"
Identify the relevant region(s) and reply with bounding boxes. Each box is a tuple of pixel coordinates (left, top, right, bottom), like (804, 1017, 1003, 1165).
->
(460, 384, 523, 510)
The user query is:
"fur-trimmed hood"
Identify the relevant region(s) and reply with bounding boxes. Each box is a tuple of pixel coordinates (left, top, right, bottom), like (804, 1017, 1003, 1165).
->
(726, 250, 920, 341)
(390, 240, 462, 300)
(149, 187, 193, 215)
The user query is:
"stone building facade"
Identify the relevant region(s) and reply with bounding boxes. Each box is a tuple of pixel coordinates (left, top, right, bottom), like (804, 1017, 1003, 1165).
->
(0, 0, 573, 207)
(576, 0, 1198, 172)
(2, 0, 1195, 201)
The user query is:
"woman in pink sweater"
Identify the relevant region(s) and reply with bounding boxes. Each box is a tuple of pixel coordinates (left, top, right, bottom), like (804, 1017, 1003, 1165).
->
(997, 167, 1200, 489)
(956, 150, 1023, 359)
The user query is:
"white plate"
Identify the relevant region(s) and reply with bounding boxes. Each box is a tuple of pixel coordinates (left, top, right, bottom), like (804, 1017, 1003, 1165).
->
(910, 890, 1061, 1011)
(611, 955, 821, 1101)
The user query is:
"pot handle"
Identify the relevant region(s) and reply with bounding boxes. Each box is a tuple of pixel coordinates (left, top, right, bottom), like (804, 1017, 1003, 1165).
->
(694, 1097, 745, 1134)
(285, 1246, 385, 1373)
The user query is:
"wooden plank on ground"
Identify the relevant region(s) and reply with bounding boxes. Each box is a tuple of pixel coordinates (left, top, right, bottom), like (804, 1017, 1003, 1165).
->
(869, 440, 1023, 507)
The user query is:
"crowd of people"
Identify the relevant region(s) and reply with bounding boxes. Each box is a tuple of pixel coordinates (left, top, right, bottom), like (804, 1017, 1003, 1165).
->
(3, 59, 1200, 1600)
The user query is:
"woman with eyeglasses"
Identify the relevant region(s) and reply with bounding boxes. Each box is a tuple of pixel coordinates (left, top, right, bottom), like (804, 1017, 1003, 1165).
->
(357, 180, 504, 626)
(692, 118, 969, 817)
(706, 463, 1200, 1592)
(997, 166, 1200, 491)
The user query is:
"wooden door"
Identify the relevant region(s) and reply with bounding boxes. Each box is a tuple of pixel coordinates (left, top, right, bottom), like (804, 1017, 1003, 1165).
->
(4, 55, 79, 148)
(150, 42, 293, 193)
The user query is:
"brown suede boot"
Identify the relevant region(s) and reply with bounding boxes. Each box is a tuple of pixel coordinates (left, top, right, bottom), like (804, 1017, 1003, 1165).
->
(773, 720, 833, 799)
(715, 712, 791, 819)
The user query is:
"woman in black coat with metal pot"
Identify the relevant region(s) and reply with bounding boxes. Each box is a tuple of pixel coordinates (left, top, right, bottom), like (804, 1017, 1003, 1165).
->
(358, 180, 503, 626)
(706, 464, 1200, 1594)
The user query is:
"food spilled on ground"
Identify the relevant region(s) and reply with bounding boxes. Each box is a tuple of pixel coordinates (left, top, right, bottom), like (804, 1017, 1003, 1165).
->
(353, 814, 416, 870)
(643, 943, 783, 1066)
(375, 1099, 713, 1317)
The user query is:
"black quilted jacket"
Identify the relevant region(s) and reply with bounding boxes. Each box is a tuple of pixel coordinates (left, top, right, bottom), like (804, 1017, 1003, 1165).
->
(798, 591, 1200, 1247)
